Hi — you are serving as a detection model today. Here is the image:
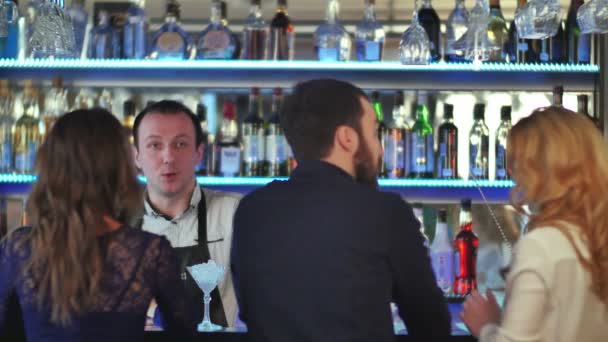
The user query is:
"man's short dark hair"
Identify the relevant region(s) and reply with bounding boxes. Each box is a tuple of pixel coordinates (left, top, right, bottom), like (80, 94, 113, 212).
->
(281, 79, 367, 161)
(132, 100, 204, 150)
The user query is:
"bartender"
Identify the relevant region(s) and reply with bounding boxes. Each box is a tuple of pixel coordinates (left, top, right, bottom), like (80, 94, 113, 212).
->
(132, 100, 241, 327)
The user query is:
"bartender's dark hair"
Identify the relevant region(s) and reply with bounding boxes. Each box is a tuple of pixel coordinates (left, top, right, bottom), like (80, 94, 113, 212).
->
(24, 108, 142, 325)
(133, 100, 204, 149)
(281, 79, 367, 161)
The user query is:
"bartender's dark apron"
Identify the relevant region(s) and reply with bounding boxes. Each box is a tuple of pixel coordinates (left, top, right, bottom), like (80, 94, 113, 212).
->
(138, 189, 227, 327)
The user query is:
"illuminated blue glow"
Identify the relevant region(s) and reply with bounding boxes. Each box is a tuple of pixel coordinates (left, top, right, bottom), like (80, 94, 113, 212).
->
(0, 58, 599, 73)
(2, 174, 514, 188)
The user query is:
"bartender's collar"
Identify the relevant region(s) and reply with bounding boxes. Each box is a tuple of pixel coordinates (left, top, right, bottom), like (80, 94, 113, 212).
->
(144, 185, 202, 221)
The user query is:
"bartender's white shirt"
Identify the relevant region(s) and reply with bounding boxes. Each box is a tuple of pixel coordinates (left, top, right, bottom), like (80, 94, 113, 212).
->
(480, 223, 608, 342)
(142, 186, 242, 327)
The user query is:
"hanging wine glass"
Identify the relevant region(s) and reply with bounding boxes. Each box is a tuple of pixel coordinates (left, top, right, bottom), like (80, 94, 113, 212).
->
(29, 0, 77, 58)
(399, 0, 431, 65)
(453, 0, 497, 64)
(577, 0, 608, 34)
(514, 0, 561, 39)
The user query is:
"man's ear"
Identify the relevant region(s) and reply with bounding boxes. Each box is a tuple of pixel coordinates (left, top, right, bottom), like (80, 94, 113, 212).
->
(133, 145, 141, 169)
(334, 125, 359, 155)
(195, 143, 204, 164)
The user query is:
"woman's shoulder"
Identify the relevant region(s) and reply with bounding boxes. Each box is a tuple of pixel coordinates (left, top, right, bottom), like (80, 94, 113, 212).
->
(523, 223, 586, 257)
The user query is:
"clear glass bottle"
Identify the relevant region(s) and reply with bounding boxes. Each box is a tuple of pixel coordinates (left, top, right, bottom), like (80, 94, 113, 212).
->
(385, 91, 408, 179)
(418, 0, 441, 62)
(431, 208, 455, 294)
(270, 0, 294, 60)
(314, 0, 351, 61)
(197, 0, 238, 60)
(241, 0, 268, 60)
(88, 10, 120, 59)
(355, 0, 385, 62)
(264, 88, 287, 177)
(445, 0, 469, 63)
(65, 0, 88, 57)
(42, 75, 68, 138)
(495, 105, 511, 180)
(437, 103, 458, 179)
(150, 0, 189, 60)
(13, 80, 40, 174)
(216, 100, 241, 177)
(123, 0, 147, 59)
(242, 88, 265, 176)
(409, 94, 434, 178)
(469, 104, 489, 180)
(0, 80, 15, 172)
(487, 0, 509, 62)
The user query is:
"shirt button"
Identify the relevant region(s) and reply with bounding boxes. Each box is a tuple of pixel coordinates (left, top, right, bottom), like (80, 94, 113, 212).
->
(171, 221, 177, 225)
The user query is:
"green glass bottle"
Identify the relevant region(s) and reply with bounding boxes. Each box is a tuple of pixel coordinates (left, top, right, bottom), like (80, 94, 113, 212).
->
(371, 91, 387, 178)
(409, 95, 434, 178)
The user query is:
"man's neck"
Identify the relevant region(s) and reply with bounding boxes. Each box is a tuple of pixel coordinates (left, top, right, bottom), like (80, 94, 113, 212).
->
(321, 155, 355, 179)
(147, 180, 197, 218)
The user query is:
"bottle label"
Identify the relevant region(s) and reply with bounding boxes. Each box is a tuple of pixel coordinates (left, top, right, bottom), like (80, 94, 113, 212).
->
(470, 144, 481, 177)
(156, 32, 186, 57)
(364, 41, 381, 61)
(496, 145, 506, 178)
(201, 30, 232, 59)
(518, 42, 529, 52)
(396, 139, 405, 169)
(411, 132, 427, 173)
(1, 141, 11, 170)
(220, 146, 241, 177)
(265, 134, 285, 163)
(318, 47, 339, 61)
(243, 134, 264, 163)
(431, 251, 455, 293)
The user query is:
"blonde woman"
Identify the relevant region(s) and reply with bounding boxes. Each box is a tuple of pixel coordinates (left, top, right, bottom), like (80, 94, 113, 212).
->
(0, 109, 196, 340)
(461, 106, 608, 341)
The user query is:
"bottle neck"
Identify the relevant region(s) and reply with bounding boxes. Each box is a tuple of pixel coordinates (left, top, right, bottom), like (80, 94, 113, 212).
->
(249, 94, 262, 118)
(553, 94, 563, 106)
(277, 0, 288, 12)
(271, 95, 283, 115)
(99, 14, 110, 26)
(373, 102, 383, 122)
(416, 105, 429, 122)
(455, 0, 466, 9)
(459, 210, 472, 230)
(489, 0, 500, 9)
(211, 2, 222, 24)
(421, 0, 433, 9)
(363, 2, 376, 21)
(569, 0, 584, 12)
(131, 0, 146, 8)
(517, 0, 527, 9)
(249, 4, 262, 18)
(327, 0, 340, 24)
(578, 99, 588, 115)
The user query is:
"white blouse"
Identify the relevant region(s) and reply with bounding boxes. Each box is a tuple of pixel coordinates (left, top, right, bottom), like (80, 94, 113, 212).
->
(480, 223, 608, 342)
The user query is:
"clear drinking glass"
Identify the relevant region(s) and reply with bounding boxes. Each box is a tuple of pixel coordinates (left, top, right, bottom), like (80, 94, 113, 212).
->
(29, 0, 77, 58)
(453, 0, 496, 64)
(577, 0, 608, 34)
(188, 260, 226, 332)
(399, 0, 431, 65)
(514, 0, 561, 39)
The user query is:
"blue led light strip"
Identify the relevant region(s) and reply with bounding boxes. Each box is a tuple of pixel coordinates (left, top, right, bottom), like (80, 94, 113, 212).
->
(0, 58, 599, 73)
(1, 174, 514, 188)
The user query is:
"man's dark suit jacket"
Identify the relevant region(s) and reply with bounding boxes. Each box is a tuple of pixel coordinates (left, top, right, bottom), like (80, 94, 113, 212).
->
(231, 160, 452, 342)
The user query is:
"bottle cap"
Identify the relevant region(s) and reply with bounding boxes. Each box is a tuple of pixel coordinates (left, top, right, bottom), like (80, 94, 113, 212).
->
(444, 103, 454, 120)
(500, 106, 512, 121)
(461, 198, 472, 210)
(473, 104, 485, 120)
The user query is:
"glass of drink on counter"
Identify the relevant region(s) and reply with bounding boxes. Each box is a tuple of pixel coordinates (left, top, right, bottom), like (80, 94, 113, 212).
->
(188, 260, 225, 331)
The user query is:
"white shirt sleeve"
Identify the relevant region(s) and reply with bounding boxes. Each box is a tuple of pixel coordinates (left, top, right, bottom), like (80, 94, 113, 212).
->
(479, 236, 550, 342)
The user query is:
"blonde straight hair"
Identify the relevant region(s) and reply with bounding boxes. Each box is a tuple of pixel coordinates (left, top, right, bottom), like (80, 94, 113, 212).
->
(507, 106, 608, 307)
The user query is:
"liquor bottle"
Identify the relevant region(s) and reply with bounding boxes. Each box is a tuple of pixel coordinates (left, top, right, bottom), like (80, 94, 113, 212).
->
(265, 88, 287, 177)
(487, 0, 508, 62)
(97, 89, 113, 111)
(123, 0, 148, 59)
(0, 0, 20, 59)
(372, 91, 388, 177)
(495, 106, 511, 180)
(454, 198, 479, 295)
(13, 80, 40, 173)
(123, 100, 136, 145)
(0, 80, 15, 172)
(88, 10, 120, 59)
(385, 91, 408, 179)
(314, 0, 351, 62)
(540, 21, 566, 63)
(355, 0, 385, 62)
(195, 103, 209, 175)
(151, 0, 189, 60)
(42, 76, 68, 138)
(577, 94, 600, 129)
(566, 0, 591, 64)
(418, 0, 440, 62)
(216, 101, 241, 177)
(270, 0, 295, 61)
(469, 104, 489, 180)
(412, 203, 430, 248)
(242, 88, 265, 176)
(553, 85, 564, 106)
(437, 103, 458, 179)
(198, 0, 238, 59)
(65, 0, 89, 57)
(445, 0, 469, 63)
(241, 0, 268, 60)
(431, 208, 455, 294)
(409, 94, 434, 178)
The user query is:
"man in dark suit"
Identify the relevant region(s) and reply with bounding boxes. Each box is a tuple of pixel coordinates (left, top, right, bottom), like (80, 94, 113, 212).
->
(231, 79, 451, 341)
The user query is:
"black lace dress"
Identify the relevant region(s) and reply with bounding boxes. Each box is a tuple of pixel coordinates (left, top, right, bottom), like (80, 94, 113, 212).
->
(0, 226, 197, 341)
